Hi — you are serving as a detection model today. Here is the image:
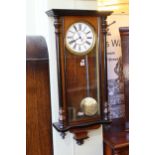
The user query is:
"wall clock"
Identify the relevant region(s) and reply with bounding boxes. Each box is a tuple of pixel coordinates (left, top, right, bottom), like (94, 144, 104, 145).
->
(46, 9, 112, 145)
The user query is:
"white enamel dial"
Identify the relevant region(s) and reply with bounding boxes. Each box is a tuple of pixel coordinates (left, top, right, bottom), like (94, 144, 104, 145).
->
(65, 22, 96, 55)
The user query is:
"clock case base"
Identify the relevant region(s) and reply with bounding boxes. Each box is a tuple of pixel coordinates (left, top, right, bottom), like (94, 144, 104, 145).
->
(53, 120, 111, 145)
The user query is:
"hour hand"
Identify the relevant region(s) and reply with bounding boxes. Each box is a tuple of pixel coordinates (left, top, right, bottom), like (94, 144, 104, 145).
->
(69, 40, 76, 44)
(69, 38, 80, 44)
(78, 32, 82, 40)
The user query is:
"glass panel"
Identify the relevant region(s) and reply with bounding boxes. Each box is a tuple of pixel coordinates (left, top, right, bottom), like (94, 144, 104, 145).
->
(65, 45, 100, 122)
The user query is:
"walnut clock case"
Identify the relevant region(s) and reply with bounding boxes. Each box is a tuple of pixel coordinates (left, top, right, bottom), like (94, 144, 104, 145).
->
(46, 9, 112, 145)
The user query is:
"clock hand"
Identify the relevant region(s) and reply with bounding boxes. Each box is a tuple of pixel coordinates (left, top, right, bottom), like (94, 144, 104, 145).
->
(78, 32, 82, 40)
(75, 32, 83, 42)
(69, 37, 80, 44)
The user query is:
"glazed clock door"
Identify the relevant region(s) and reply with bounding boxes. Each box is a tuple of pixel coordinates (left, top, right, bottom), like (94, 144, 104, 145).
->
(64, 16, 100, 125)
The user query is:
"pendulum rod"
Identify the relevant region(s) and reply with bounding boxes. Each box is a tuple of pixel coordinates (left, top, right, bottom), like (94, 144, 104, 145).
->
(85, 55, 90, 97)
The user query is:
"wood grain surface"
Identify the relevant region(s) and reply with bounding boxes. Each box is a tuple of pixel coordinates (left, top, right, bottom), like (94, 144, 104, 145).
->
(26, 36, 53, 155)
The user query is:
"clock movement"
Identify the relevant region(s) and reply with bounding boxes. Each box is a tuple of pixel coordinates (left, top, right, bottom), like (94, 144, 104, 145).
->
(46, 9, 112, 145)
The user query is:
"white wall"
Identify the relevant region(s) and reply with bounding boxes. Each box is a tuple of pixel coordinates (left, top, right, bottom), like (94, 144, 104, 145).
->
(26, 0, 36, 34)
(26, 1, 128, 155)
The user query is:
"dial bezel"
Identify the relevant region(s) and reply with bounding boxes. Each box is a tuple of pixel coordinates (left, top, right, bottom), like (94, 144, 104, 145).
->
(65, 21, 96, 55)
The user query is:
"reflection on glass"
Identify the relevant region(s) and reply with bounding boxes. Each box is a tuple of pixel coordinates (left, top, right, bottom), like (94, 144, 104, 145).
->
(66, 46, 100, 122)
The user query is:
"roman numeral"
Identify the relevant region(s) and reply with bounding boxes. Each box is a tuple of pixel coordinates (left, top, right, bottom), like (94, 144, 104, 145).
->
(79, 24, 82, 31)
(67, 36, 73, 39)
(73, 25, 78, 32)
(73, 43, 77, 49)
(84, 45, 87, 49)
(87, 37, 92, 39)
(86, 31, 91, 34)
(78, 45, 81, 51)
(83, 26, 87, 32)
(86, 41, 91, 45)
(69, 30, 74, 34)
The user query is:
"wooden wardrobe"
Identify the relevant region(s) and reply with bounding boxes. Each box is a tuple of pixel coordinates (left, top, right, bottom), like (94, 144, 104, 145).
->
(26, 36, 53, 155)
